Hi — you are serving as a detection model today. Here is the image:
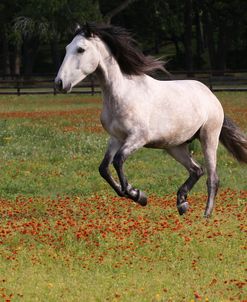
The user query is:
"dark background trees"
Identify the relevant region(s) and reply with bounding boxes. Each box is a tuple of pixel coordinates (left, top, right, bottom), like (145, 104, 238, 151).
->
(0, 0, 247, 76)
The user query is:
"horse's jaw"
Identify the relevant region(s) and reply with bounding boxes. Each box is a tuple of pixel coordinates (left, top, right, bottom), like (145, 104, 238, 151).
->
(55, 73, 87, 94)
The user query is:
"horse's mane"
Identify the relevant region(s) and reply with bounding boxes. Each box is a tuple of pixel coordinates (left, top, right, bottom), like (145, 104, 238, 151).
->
(75, 23, 166, 76)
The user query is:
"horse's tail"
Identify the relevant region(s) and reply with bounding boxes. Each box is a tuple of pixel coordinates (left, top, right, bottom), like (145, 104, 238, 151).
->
(220, 116, 247, 164)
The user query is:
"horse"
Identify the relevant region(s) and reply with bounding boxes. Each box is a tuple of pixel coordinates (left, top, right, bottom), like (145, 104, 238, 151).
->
(55, 23, 247, 217)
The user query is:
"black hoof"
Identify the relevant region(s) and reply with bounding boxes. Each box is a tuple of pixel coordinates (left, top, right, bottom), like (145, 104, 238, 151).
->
(136, 190, 147, 206)
(177, 201, 189, 215)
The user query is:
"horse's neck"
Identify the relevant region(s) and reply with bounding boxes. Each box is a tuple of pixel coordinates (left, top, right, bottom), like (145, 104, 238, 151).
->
(94, 40, 126, 100)
(96, 62, 123, 93)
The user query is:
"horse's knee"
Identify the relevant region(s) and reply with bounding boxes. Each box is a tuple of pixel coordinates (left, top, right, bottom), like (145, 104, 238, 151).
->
(113, 152, 124, 169)
(98, 164, 104, 177)
(99, 162, 108, 179)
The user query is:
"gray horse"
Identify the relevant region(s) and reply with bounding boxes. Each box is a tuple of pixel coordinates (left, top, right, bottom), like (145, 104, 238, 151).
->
(55, 24, 247, 217)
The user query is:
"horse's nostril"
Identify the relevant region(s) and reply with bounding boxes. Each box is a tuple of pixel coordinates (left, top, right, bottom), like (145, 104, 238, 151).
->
(56, 79, 63, 90)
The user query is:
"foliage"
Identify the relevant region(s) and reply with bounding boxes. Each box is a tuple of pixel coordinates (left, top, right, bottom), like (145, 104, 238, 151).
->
(0, 0, 102, 75)
(13, 0, 102, 40)
(0, 0, 247, 73)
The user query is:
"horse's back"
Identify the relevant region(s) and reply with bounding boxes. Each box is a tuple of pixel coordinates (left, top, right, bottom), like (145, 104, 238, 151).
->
(144, 78, 224, 147)
(151, 78, 224, 121)
(154, 78, 219, 105)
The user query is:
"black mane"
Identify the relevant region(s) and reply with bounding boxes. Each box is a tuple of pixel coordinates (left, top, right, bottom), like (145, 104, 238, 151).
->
(75, 23, 166, 76)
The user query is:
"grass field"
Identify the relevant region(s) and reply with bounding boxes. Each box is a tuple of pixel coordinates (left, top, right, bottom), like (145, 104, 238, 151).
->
(0, 92, 246, 301)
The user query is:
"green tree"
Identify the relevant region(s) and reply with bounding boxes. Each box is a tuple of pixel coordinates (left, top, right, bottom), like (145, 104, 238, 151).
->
(13, 0, 101, 74)
(99, 0, 139, 24)
(200, 0, 247, 71)
(0, 0, 22, 75)
(1, 0, 247, 75)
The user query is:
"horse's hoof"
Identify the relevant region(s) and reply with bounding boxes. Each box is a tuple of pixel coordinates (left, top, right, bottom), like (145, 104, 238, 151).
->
(177, 201, 189, 215)
(136, 190, 147, 206)
(204, 209, 212, 219)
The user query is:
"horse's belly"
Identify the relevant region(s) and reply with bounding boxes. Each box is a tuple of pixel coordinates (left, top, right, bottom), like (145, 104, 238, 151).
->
(146, 117, 203, 148)
(145, 131, 199, 148)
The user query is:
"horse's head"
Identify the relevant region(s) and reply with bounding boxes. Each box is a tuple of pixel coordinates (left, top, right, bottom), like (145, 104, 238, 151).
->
(55, 33, 99, 93)
(55, 23, 166, 93)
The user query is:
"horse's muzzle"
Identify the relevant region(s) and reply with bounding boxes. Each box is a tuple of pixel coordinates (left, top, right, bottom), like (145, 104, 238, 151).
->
(54, 78, 71, 93)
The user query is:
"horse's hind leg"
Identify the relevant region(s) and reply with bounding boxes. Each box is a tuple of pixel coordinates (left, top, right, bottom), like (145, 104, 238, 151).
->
(200, 129, 220, 218)
(167, 144, 204, 215)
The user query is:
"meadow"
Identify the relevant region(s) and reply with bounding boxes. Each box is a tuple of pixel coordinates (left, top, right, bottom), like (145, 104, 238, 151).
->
(0, 92, 246, 301)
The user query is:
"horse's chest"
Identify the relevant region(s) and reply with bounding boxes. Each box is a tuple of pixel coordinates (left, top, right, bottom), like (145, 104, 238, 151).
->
(100, 108, 128, 140)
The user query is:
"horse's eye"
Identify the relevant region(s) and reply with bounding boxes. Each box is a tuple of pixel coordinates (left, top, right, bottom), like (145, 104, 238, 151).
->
(77, 47, 85, 54)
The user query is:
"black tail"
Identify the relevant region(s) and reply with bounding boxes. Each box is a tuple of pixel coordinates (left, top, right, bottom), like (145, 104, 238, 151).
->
(220, 116, 247, 164)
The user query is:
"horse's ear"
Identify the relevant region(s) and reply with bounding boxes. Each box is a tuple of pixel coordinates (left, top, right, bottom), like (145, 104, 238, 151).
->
(75, 23, 81, 32)
(83, 22, 92, 38)
(68, 23, 81, 35)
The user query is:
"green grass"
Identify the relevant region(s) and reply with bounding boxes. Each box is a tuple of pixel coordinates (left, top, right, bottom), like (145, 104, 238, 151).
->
(0, 92, 246, 301)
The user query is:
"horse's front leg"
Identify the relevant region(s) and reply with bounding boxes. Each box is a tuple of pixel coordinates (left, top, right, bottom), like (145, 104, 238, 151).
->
(112, 136, 147, 206)
(99, 137, 125, 197)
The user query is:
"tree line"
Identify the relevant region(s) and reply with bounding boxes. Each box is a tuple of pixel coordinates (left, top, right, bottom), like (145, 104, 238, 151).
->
(0, 0, 246, 76)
